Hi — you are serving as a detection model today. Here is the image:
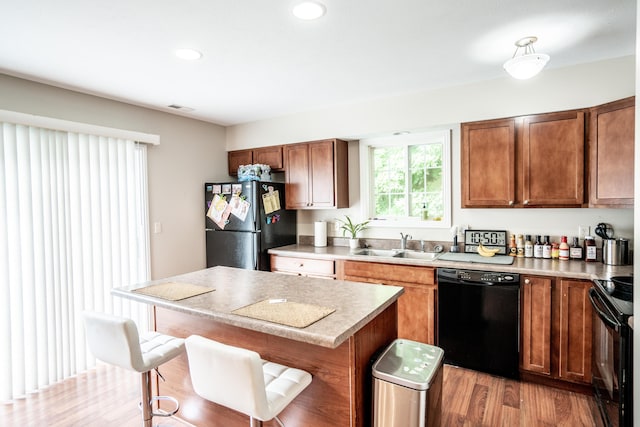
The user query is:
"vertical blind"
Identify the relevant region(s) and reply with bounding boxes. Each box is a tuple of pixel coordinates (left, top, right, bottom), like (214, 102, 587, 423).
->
(0, 122, 151, 402)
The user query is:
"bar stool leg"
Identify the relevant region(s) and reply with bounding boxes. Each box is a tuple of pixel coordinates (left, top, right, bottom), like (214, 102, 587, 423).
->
(141, 371, 153, 427)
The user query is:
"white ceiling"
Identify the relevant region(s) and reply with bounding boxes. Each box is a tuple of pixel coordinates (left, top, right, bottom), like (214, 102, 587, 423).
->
(0, 0, 636, 126)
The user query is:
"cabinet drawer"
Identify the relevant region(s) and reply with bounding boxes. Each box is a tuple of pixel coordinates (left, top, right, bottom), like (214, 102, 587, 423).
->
(271, 256, 334, 277)
(341, 261, 435, 286)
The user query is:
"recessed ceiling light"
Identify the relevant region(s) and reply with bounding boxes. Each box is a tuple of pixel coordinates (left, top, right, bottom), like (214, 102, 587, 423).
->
(174, 48, 202, 61)
(292, 1, 326, 20)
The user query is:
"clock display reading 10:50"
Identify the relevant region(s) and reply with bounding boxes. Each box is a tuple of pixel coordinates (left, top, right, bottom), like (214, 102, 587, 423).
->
(464, 230, 507, 246)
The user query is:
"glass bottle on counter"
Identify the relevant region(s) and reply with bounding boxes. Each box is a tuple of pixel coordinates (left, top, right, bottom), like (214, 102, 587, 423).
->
(584, 236, 597, 262)
(551, 242, 559, 259)
(516, 234, 525, 258)
(524, 235, 533, 258)
(534, 235, 543, 258)
(570, 237, 583, 260)
(542, 235, 552, 259)
(559, 236, 570, 261)
(509, 234, 517, 256)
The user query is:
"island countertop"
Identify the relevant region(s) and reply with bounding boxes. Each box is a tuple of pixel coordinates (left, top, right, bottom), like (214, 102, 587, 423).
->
(112, 265, 403, 349)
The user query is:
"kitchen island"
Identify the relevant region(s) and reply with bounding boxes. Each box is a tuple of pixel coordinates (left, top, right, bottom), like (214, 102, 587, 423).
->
(112, 266, 402, 427)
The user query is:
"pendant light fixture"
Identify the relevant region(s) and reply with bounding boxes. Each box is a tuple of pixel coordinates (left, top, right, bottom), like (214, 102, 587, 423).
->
(292, 1, 326, 20)
(503, 36, 550, 80)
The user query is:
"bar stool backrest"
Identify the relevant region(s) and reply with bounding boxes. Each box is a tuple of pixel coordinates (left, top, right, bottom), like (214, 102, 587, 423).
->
(185, 335, 270, 419)
(83, 311, 145, 372)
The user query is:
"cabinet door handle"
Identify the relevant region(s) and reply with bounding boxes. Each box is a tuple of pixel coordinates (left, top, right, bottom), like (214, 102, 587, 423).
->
(509, 200, 514, 206)
(523, 200, 529, 205)
(524, 279, 530, 284)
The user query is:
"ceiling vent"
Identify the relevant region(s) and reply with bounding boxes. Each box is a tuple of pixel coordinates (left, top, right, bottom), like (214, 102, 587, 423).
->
(167, 104, 194, 112)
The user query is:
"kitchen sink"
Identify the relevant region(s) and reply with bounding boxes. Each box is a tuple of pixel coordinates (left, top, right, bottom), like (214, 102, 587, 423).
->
(392, 250, 442, 261)
(353, 249, 399, 257)
(353, 249, 442, 261)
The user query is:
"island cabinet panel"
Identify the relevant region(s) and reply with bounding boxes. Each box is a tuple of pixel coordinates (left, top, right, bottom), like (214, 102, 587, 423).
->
(520, 275, 593, 388)
(270, 254, 335, 279)
(153, 303, 397, 427)
(338, 260, 436, 345)
(461, 118, 516, 207)
(589, 96, 635, 207)
(520, 110, 585, 207)
(284, 139, 349, 209)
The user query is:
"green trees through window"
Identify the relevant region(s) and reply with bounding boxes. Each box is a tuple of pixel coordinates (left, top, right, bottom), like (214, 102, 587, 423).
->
(362, 129, 451, 227)
(372, 141, 444, 220)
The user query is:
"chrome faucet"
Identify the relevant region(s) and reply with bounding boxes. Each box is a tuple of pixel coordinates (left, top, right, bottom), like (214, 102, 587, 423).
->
(400, 233, 412, 251)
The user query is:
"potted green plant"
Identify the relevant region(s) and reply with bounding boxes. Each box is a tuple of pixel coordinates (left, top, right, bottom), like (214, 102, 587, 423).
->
(337, 215, 370, 250)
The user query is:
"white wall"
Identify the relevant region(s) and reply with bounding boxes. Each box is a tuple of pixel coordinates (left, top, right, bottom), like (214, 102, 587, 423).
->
(0, 74, 229, 279)
(227, 57, 635, 245)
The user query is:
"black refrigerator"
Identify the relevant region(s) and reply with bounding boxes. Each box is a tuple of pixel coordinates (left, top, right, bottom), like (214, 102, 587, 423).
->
(204, 181, 296, 271)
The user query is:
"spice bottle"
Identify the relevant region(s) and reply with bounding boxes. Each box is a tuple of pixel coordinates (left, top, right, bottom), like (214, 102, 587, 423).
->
(584, 236, 597, 262)
(551, 242, 560, 259)
(570, 237, 583, 260)
(559, 236, 570, 261)
(516, 234, 525, 258)
(542, 235, 552, 259)
(534, 235, 543, 258)
(509, 234, 517, 257)
(524, 235, 533, 258)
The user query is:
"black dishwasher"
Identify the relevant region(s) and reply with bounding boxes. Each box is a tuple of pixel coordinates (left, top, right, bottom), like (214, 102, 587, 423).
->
(437, 268, 520, 379)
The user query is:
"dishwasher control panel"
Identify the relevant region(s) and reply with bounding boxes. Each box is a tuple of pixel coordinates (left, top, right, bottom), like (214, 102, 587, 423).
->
(438, 268, 519, 285)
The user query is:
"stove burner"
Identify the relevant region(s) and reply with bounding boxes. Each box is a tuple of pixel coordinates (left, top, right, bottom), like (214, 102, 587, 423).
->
(610, 276, 633, 301)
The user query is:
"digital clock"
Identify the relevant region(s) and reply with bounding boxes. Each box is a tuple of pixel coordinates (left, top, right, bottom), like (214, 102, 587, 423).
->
(464, 230, 508, 255)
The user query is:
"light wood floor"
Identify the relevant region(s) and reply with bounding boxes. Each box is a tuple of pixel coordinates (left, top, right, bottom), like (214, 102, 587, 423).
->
(1, 363, 599, 426)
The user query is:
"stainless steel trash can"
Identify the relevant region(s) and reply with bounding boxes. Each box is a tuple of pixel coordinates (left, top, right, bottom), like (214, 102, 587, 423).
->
(372, 339, 444, 427)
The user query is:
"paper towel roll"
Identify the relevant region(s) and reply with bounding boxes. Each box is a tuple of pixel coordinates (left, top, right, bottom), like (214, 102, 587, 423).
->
(314, 221, 327, 247)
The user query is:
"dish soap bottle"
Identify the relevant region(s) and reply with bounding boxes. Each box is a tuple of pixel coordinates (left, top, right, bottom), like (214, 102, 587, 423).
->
(421, 203, 429, 221)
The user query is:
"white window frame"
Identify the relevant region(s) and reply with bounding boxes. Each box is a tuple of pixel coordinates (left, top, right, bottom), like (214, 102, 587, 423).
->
(359, 129, 452, 229)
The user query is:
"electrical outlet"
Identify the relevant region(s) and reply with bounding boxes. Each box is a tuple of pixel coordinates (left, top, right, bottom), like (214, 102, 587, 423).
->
(578, 225, 590, 240)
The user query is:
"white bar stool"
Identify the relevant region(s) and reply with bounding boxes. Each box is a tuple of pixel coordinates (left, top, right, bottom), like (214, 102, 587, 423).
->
(185, 335, 312, 427)
(83, 311, 185, 427)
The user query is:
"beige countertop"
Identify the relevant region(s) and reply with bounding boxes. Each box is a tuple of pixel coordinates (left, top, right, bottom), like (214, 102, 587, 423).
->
(112, 265, 403, 349)
(269, 244, 634, 280)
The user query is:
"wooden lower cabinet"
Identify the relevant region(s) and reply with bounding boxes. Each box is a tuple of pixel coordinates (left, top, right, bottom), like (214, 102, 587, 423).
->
(337, 260, 436, 344)
(520, 275, 593, 385)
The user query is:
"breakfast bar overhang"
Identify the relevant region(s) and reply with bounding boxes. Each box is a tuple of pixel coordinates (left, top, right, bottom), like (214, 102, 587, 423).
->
(112, 266, 402, 427)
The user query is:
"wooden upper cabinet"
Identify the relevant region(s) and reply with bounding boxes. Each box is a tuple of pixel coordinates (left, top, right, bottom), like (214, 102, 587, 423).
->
(520, 110, 585, 207)
(227, 149, 252, 176)
(462, 109, 586, 208)
(253, 145, 284, 171)
(227, 146, 284, 176)
(589, 96, 635, 207)
(284, 139, 348, 209)
(461, 118, 516, 207)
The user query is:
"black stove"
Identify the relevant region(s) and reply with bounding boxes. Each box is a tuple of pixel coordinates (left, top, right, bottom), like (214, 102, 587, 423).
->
(592, 278, 633, 321)
(590, 276, 633, 427)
